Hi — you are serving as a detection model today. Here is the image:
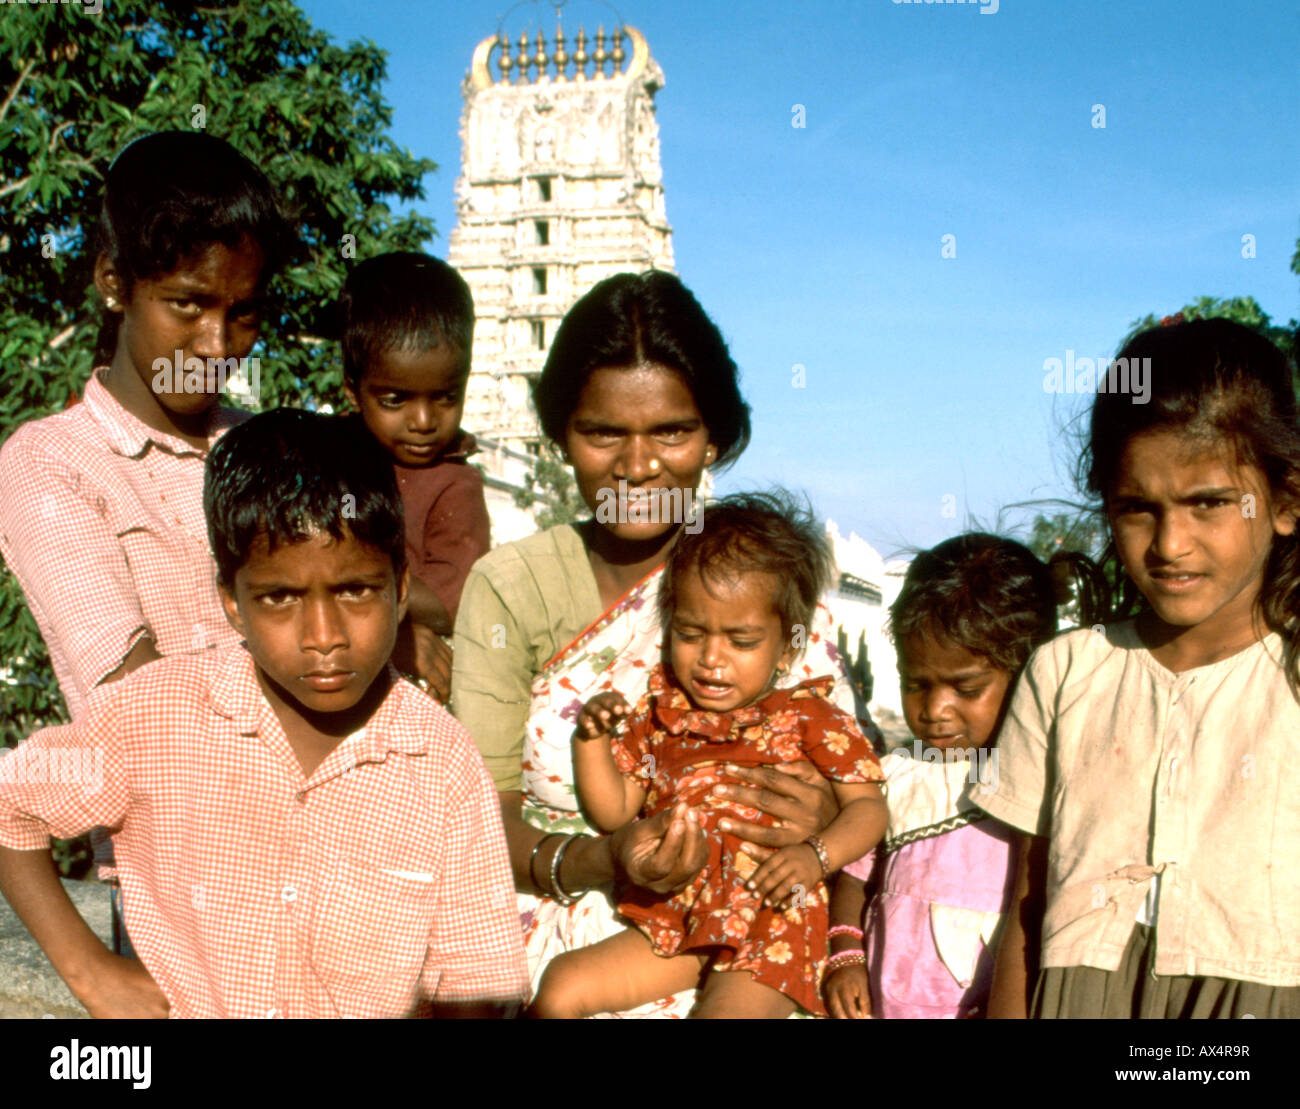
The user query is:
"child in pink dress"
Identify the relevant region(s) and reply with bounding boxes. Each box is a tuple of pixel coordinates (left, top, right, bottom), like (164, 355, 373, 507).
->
(825, 533, 1103, 1018)
(531, 493, 887, 1018)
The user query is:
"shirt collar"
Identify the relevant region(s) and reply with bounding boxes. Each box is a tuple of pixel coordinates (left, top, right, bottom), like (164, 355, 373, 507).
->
(208, 643, 431, 758)
(647, 663, 835, 741)
(81, 367, 242, 460)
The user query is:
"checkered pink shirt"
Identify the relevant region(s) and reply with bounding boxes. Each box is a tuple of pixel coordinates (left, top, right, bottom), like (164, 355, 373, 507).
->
(0, 645, 530, 1017)
(0, 369, 243, 720)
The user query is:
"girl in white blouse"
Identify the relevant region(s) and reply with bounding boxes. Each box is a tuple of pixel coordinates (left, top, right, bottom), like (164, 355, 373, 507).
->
(981, 317, 1300, 1018)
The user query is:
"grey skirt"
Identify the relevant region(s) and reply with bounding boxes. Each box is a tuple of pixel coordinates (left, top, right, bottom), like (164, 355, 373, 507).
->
(1033, 924, 1300, 1019)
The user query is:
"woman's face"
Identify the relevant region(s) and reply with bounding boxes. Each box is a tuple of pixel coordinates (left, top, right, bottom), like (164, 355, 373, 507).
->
(564, 363, 715, 544)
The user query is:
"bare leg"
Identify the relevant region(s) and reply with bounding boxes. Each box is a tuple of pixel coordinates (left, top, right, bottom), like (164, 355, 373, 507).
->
(690, 970, 797, 1019)
(530, 928, 706, 1018)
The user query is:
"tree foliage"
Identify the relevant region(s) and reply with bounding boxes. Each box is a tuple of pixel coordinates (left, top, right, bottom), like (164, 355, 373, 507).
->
(513, 446, 588, 529)
(1121, 295, 1297, 367)
(1, 1, 438, 871)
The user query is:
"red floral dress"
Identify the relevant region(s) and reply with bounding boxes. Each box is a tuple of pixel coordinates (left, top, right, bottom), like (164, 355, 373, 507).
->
(609, 665, 883, 1014)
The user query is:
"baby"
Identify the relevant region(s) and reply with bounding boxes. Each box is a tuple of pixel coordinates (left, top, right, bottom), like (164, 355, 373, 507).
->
(532, 492, 887, 1018)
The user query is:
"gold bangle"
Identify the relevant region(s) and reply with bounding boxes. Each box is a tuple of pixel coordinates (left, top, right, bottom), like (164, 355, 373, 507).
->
(805, 834, 831, 879)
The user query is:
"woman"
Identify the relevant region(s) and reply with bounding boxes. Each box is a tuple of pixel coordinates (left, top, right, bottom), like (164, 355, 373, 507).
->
(451, 271, 873, 1016)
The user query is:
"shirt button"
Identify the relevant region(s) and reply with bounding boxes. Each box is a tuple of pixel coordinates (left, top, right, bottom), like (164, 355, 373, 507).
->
(281, 885, 297, 904)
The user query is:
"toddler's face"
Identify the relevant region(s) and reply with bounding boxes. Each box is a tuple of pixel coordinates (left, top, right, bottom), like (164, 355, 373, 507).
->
(219, 527, 406, 721)
(899, 632, 1011, 753)
(348, 345, 467, 467)
(668, 567, 792, 713)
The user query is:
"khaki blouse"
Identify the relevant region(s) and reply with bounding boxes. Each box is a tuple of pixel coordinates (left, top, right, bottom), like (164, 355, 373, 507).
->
(973, 620, 1300, 986)
(450, 525, 602, 791)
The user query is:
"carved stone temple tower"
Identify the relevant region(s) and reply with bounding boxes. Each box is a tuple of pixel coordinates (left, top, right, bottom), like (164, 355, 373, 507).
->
(447, 21, 675, 454)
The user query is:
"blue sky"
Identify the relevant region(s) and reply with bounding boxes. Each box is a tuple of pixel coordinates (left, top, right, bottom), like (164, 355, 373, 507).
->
(300, 0, 1300, 557)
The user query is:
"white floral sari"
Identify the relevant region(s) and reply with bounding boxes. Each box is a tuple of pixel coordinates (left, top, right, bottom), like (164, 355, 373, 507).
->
(517, 565, 864, 1018)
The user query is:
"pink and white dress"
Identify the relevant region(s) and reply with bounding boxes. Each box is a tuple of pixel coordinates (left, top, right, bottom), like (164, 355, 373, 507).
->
(843, 751, 1015, 1018)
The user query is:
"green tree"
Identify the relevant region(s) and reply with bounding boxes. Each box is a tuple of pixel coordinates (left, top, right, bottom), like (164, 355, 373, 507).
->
(513, 446, 588, 530)
(1027, 510, 1103, 564)
(1121, 294, 1297, 365)
(1, 2, 437, 871)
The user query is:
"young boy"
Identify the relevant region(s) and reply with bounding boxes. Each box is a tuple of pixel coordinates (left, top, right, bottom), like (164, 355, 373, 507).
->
(340, 253, 491, 700)
(0, 409, 528, 1018)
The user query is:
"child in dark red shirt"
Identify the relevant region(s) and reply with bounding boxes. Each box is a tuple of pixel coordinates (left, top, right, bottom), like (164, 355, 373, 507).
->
(341, 253, 491, 698)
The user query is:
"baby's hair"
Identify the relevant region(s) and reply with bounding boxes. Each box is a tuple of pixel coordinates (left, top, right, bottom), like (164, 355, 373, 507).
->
(890, 533, 1105, 677)
(534, 271, 751, 469)
(205, 409, 405, 586)
(339, 252, 474, 392)
(1081, 317, 1300, 692)
(93, 131, 295, 361)
(659, 490, 831, 649)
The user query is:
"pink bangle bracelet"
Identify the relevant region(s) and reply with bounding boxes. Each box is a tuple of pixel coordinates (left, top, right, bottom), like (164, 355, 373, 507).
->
(828, 924, 863, 939)
(825, 950, 867, 971)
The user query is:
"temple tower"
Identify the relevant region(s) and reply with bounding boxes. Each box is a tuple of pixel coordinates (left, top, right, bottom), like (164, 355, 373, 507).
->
(447, 21, 675, 454)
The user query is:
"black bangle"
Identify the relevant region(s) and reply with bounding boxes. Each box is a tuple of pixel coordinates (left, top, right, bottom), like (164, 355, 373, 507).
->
(528, 833, 565, 895)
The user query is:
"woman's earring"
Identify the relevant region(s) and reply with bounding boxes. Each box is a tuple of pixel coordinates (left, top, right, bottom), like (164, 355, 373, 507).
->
(704, 446, 716, 464)
(104, 296, 118, 310)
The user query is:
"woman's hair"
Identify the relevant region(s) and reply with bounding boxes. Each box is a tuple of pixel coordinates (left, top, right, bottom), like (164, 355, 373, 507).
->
(338, 252, 475, 392)
(93, 131, 295, 361)
(205, 409, 405, 586)
(659, 490, 831, 648)
(1081, 317, 1300, 692)
(890, 533, 1106, 677)
(533, 271, 751, 468)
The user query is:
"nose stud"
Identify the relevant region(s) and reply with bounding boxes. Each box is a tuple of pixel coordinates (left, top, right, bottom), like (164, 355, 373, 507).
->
(648, 458, 661, 473)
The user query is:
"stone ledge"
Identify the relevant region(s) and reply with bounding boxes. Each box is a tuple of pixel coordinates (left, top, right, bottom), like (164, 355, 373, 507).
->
(0, 879, 109, 1019)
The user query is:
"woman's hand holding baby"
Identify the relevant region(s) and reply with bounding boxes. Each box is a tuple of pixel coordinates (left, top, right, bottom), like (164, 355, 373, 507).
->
(715, 762, 837, 852)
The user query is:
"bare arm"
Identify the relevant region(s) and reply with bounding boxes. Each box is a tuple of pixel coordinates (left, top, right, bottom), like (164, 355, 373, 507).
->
(495, 791, 708, 898)
(747, 781, 886, 909)
(572, 692, 646, 832)
(829, 868, 870, 937)
(825, 869, 873, 1020)
(820, 781, 887, 872)
(405, 575, 453, 637)
(0, 847, 167, 1017)
(986, 833, 1046, 1019)
(496, 791, 616, 895)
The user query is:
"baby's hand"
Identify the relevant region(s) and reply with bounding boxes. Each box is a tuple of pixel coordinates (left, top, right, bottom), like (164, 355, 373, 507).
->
(824, 962, 872, 1020)
(575, 691, 630, 741)
(745, 842, 823, 909)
